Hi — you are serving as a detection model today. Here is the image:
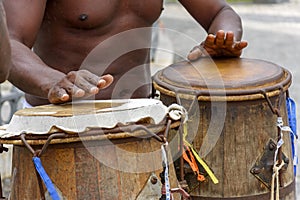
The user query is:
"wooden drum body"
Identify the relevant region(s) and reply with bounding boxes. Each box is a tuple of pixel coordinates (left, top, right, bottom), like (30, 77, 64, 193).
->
(0, 99, 179, 200)
(153, 58, 295, 199)
(10, 134, 167, 200)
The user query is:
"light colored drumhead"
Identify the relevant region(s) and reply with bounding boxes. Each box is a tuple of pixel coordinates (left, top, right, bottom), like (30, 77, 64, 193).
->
(0, 99, 168, 138)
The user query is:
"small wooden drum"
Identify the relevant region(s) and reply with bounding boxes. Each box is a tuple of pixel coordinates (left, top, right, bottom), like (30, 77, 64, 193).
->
(153, 58, 295, 199)
(0, 99, 180, 200)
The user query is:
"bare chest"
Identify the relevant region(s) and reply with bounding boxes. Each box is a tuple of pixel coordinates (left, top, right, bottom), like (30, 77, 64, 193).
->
(44, 0, 164, 29)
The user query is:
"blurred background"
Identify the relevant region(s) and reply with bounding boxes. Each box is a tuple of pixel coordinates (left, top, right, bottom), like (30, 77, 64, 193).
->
(1, 0, 300, 198)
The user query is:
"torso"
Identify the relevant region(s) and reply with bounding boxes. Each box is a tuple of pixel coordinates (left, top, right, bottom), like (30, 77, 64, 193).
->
(27, 0, 164, 105)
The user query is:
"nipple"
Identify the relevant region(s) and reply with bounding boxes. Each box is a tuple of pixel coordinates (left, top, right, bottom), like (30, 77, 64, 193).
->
(78, 14, 88, 21)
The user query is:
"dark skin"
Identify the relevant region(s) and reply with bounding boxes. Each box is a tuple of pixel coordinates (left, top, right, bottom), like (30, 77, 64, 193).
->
(0, 1, 11, 83)
(3, 0, 247, 106)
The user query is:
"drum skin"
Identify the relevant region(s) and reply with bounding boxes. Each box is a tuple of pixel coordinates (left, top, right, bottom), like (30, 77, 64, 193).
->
(0, 99, 182, 200)
(153, 58, 295, 199)
(9, 128, 180, 200)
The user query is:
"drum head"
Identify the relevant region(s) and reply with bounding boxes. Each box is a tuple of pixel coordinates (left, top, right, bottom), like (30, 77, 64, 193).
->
(153, 58, 291, 101)
(0, 99, 168, 139)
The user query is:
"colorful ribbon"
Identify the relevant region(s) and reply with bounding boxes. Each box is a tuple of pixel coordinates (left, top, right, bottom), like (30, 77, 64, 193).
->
(33, 157, 60, 200)
(182, 145, 205, 182)
(183, 123, 219, 184)
(167, 103, 218, 184)
(286, 97, 298, 175)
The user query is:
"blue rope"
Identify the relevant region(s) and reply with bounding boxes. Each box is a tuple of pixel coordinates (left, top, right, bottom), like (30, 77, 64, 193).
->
(286, 97, 298, 176)
(33, 157, 60, 200)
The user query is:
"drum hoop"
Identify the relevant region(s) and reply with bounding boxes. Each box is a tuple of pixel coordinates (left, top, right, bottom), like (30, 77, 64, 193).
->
(0, 121, 180, 146)
(153, 70, 291, 102)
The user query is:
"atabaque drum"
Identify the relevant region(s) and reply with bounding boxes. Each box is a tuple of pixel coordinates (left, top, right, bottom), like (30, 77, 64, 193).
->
(153, 58, 295, 199)
(0, 99, 181, 200)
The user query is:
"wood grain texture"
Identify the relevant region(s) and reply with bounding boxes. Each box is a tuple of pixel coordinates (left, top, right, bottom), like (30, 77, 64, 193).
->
(159, 93, 295, 199)
(154, 58, 295, 199)
(9, 133, 179, 199)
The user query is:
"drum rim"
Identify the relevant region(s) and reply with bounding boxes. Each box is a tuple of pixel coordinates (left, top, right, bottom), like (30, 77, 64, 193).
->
(0, 121, 181, 145)
(152, 58, 292, 101)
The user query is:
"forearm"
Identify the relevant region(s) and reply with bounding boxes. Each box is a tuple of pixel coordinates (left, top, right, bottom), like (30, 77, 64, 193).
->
(0, 2, 11, 82)
(179, 0, 243, 41)
(8, 39, 66, 98)
(179, 1, 247, 60)
(207, 6, 243, 41)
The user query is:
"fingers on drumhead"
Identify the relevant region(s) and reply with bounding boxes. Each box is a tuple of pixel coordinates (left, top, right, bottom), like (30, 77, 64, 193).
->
(98, 74, 114, 89)
(187, 47, 203, 61)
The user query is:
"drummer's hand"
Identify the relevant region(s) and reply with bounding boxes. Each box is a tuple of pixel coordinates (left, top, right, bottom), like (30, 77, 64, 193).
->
(48, 70, 113, 104)
(187, 30, 248, 61)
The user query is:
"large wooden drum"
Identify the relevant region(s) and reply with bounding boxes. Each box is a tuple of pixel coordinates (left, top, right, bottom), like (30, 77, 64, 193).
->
(0, 99, 180, 200)
(153, 58, 295, 199)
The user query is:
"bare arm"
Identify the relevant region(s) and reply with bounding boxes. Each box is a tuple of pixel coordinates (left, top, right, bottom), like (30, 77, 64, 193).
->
(179, 0, 248, 59)
(4, 0, 113, 104)
(4, 0, 64, 97)
(0, 1, 11, 83)
(179, 0, 242, 39)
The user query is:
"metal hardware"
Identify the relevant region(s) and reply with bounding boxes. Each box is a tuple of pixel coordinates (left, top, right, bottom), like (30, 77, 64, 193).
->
(250, 139, 289, 189)
(136, 174, 162, 200)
